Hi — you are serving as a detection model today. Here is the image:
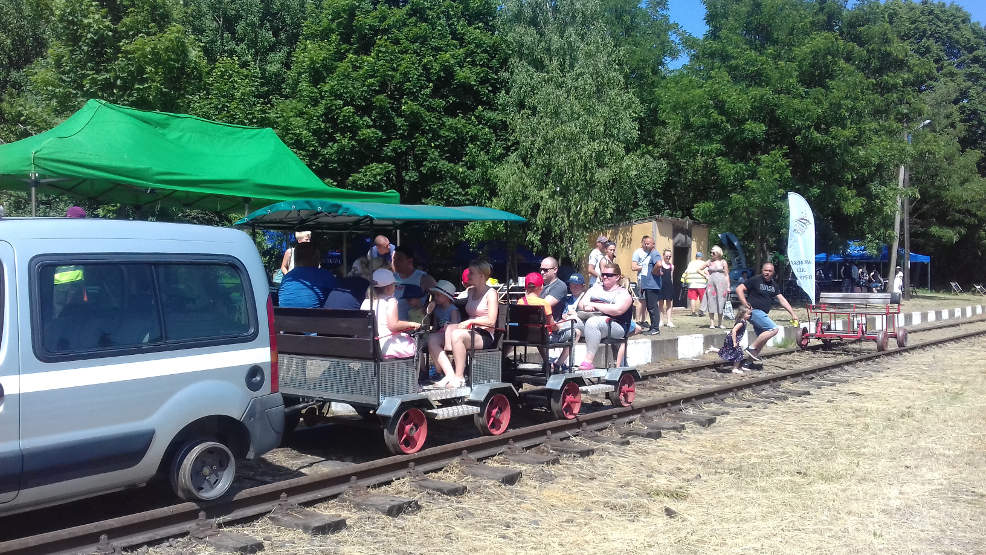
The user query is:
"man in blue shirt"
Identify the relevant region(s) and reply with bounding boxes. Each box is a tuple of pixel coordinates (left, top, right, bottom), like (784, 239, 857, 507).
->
(634, 236, 663, 335)
(278, 243, 336, 308)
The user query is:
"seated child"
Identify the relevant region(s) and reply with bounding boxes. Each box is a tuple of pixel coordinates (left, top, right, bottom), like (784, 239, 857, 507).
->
(425, 280, 462, 380)
(360, 269, 420, 359)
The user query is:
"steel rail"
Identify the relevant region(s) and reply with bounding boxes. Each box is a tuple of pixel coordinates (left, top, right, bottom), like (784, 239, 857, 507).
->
(2, 323, 984, 555)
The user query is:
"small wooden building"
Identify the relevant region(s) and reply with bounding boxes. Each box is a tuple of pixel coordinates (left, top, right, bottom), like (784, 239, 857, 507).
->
(592, 216, 710, 305)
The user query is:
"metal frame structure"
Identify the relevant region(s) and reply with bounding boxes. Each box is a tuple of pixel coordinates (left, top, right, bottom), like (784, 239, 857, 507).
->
(796, 292, 907, 351)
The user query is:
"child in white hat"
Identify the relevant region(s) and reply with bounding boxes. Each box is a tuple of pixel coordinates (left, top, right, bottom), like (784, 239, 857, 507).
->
(360, 268, 420, 359)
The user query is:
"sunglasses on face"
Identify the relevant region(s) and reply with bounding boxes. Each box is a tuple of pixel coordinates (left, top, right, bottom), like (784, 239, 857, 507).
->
(539, 267, 556, 272)
(601, 272, 618, 278)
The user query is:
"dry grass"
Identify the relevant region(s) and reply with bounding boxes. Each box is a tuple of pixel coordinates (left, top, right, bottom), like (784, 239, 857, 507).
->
(148, 338, 986, 554)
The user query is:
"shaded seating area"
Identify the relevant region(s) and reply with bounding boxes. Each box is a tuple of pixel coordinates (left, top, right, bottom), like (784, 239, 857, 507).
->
(815, 241, 931, 292)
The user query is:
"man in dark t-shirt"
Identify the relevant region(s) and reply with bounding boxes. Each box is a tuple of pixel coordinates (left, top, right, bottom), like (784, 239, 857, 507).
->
(735, 262, 799, 362)
(538, 256, 568, 321)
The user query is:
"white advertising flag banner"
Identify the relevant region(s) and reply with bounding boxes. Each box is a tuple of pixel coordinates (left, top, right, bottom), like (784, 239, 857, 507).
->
(787, 192, 815, 303)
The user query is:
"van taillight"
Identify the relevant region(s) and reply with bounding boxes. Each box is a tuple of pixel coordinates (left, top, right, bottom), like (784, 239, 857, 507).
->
(267, 296, 278, 393)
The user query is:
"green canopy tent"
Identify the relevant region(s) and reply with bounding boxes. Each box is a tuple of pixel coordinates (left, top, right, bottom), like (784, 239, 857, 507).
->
(235, 199, 526, 231)
(235, 199, 526, 269)
(0, 99, 399, 216)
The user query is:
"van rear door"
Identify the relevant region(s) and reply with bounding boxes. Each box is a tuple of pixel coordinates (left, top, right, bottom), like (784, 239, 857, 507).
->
(0, 241, 21, 503)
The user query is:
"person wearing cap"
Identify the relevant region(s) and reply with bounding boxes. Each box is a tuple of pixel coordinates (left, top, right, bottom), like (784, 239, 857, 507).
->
(518, 272, 556, 328)
(892, 265, 904, 300)
(433, 260, 498, 388)
(550, 273, 588, 369)
(277, 243, 337, 308)
(682, 250, 709, 317)
(457, 268, 471, 299)
(516, 271, 559, 370)
(586, 235, 608, 285)
(424, 280, 462, 377)
(360, 268, 421, 359)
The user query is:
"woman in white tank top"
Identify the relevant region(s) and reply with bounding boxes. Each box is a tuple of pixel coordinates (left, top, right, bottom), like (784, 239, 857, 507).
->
(432, 261, 498, 389)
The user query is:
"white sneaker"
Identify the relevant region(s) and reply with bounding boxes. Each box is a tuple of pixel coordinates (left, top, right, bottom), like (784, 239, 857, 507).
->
(666, 322, 675, 328)
(731, 368, 744, 374)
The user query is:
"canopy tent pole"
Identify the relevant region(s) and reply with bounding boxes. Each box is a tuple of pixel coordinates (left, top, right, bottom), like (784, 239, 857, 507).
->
(396, 228, 400, 246)
(29, 172, 37, 217)
(343, 232, 348, 272)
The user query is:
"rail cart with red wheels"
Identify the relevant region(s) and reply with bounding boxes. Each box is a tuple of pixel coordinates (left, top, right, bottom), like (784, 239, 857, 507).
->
(237, 199, 528, 454)
(502, 304, 640, 419)
(796, 292, 907, 352)
(275, 308, 517, 455)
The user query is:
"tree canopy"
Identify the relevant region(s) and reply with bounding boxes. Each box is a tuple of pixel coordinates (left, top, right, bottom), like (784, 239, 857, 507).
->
(1, 0, 984, 285)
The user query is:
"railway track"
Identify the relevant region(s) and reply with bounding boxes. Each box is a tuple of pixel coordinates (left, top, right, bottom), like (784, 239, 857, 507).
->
(2, 317, 984, 554)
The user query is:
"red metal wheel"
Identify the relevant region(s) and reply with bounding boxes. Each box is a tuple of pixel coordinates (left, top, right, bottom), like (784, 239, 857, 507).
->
(896, 327, 908, 348)
(876, 330, 888, 352)
(550, 381, 582, 420)
(796, 327, 810, 350)
(474, 393, 512, 436)
(383, 407, 428, 455)
(607, 373, 636, 407)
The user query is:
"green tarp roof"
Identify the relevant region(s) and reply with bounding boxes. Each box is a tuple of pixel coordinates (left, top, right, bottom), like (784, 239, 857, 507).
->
(0, 99, 399, 213)
(235, 199, 526, 231)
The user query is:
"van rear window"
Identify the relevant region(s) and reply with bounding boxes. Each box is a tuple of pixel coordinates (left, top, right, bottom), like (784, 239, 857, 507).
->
(156, 264, 250, 341)
(35, 260, 255, 360)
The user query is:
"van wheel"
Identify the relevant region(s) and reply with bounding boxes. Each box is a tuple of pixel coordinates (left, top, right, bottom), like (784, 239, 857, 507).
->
(170, 440, 236, 501)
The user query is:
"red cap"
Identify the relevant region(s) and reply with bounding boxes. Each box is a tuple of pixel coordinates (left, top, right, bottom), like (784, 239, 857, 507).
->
(461, 268, 470, 284)
(524, 272, 543, 288)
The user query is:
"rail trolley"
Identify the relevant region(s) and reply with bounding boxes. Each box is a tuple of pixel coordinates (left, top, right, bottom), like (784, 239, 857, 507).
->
(237, 199, 525, 454)
(502, 303, 640, 420)
(795, 291, 908, 351)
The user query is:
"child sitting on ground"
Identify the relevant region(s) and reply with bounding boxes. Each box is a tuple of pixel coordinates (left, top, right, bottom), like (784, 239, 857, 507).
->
(718, 305, 751, 374)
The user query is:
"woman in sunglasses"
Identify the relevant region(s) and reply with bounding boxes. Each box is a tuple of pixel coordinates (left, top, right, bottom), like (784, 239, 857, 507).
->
(577, 260, 633, 370)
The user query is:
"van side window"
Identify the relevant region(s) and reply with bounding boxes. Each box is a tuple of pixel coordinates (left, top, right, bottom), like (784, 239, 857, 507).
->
(40, 264, 162, 354)
(156, 264, 250, 341)
(35, 260, 254, 360)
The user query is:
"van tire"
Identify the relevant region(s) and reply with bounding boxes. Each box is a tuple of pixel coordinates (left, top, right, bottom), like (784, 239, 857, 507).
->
(169, 439, 236, 501)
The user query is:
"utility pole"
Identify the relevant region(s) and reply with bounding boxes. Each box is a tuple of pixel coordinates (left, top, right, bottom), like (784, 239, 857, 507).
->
(888, 160, 905, 284)
(890, 120, 930, 301)
(903, 167, 912, 299)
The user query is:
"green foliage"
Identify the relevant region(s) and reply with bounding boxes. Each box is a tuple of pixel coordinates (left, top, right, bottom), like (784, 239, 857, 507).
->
(0, 0, 985, 285)
(652, 0, 936, 266)
(272, 0, 506, 205)
(492, 0, 651, 264)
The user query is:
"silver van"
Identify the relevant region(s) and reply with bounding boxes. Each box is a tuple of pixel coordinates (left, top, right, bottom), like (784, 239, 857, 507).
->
(0, 219, 283, 516)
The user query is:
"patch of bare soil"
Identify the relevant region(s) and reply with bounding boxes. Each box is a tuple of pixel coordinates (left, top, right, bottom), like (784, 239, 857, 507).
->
(149, 338, 986, 554)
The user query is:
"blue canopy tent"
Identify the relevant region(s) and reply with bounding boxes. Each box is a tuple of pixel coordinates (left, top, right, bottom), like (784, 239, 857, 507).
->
(815, 241, 931, 289)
